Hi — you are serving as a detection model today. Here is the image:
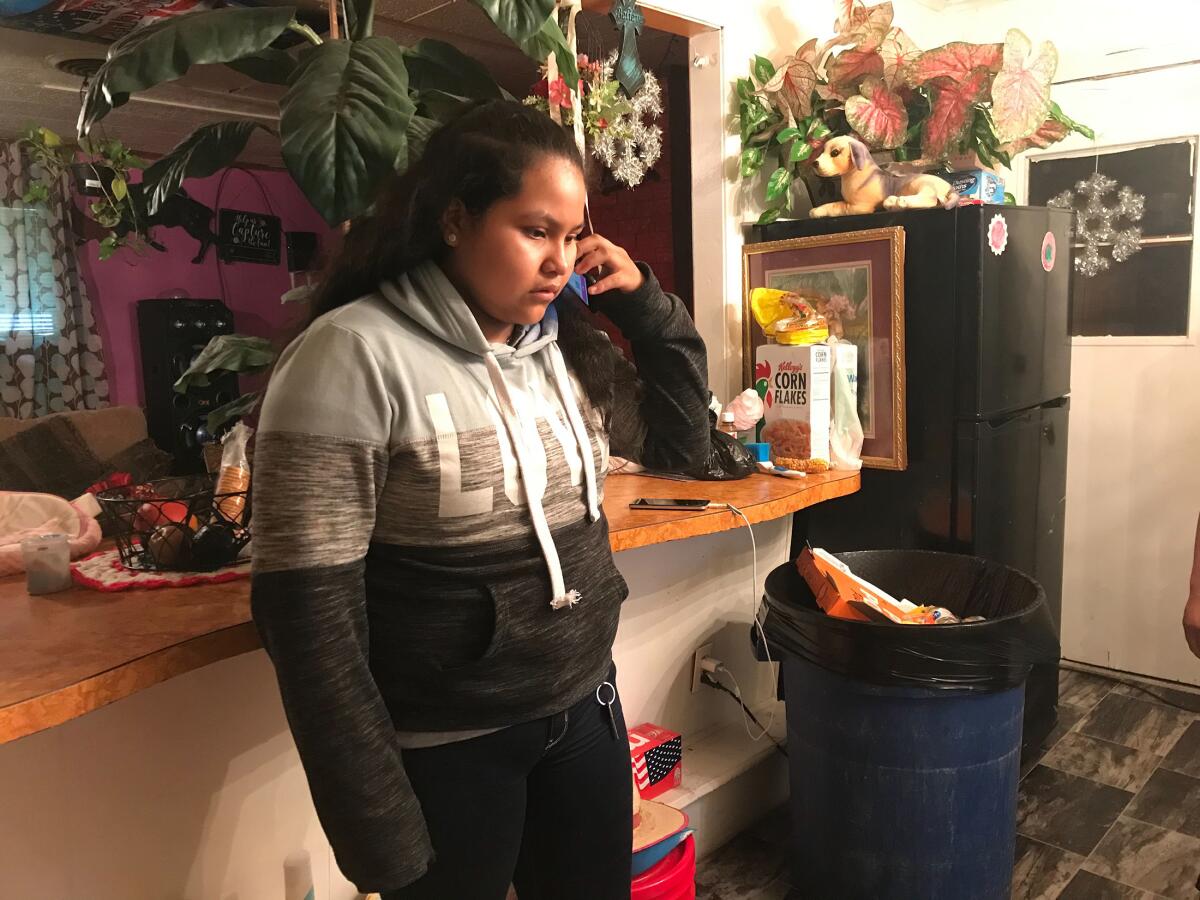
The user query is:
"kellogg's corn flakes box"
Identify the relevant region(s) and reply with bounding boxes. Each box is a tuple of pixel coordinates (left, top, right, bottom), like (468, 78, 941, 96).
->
(755, 344, 831, 465)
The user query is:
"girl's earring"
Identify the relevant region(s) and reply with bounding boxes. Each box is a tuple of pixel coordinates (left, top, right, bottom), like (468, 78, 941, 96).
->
(446, 233, 458, 247)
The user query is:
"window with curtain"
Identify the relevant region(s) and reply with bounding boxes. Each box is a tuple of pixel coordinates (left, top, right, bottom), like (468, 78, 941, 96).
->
(0, 140, 109, 418)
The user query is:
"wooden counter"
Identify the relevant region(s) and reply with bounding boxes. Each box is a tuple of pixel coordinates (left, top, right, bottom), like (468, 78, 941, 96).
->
(0, 470, 858, 745)
(605, 469, 859, 552)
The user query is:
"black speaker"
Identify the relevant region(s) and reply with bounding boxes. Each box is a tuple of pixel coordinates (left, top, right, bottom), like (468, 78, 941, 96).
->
(286, 230, 319, 272)
(137, 299, 239, 473)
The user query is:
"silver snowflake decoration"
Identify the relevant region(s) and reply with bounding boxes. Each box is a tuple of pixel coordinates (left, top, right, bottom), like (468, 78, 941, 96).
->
(591, 51, 663, 188)
(1047, 172, 1145, 278)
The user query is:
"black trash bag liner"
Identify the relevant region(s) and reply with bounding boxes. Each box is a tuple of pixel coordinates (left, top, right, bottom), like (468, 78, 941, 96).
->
(754, 550, 1061, 693)
(687, 408, 756, 481)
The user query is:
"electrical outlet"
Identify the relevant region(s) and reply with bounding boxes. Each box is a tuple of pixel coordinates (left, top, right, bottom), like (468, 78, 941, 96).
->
(691, 642, 714, 693)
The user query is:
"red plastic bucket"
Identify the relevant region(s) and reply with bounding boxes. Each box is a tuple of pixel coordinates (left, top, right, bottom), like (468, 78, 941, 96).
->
(630, 833, 696, 900)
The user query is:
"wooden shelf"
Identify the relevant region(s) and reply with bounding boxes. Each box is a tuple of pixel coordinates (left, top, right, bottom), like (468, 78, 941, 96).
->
(0, 470, 858, 745)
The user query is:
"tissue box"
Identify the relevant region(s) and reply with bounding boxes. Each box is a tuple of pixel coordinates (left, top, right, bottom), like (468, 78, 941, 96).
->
(629, 723, 683, 800)
(948, 169, 1005, 204)
(756, 343, 832, 464)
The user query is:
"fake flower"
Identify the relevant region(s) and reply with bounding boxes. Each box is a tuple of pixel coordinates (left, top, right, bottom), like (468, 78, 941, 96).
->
(547, 76, 574, 109)
(736, 0, 1094, 224)
(525, 51, 663, 188)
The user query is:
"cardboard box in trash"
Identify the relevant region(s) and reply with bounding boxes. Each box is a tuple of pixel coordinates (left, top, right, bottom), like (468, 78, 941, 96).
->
(756, 344, 831, 465)
(629, 723, 682, 799)
(798, 547, 961, 625)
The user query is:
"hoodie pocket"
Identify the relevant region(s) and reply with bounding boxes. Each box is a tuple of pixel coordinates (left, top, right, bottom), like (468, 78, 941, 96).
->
(367, 581, 506, 672)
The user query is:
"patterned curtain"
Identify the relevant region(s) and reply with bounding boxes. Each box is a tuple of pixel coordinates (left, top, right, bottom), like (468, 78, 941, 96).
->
(0, 140, 109, 419)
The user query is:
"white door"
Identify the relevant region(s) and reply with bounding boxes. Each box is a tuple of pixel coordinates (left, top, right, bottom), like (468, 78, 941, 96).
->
(1014, 67, 1200, 686)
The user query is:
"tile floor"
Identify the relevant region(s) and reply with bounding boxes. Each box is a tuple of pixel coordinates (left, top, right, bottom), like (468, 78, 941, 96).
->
(694, 668, 1200, 900)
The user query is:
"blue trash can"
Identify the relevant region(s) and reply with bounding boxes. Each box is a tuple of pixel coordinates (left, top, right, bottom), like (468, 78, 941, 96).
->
(760, 550, 1059, 900)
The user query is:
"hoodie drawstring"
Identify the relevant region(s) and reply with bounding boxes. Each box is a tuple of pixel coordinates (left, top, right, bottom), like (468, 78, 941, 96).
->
(548, 343, 601, 523)
(484, 352, 581, 611)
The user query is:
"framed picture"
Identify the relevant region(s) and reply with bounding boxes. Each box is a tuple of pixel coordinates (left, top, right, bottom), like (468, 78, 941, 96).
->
(742, 226, 907, 470)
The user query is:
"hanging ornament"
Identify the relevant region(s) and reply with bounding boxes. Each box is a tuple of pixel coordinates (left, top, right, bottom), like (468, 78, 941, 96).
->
(609, 0, 646, 98)
(1046, 172, 1145, 278)
(525, 51, 663, 190)
(590, 51, 662, 187)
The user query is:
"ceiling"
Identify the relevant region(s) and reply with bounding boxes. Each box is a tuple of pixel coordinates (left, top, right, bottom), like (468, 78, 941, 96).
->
(0, 0, 685, 168)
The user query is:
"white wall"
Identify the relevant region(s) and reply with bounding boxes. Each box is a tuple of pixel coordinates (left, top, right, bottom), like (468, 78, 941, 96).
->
(0, 651, 347, 899)
(1007, 67, 1200, 685)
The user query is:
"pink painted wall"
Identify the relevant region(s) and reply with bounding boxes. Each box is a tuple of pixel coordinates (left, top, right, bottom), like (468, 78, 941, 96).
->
(77, 167, 334, 407)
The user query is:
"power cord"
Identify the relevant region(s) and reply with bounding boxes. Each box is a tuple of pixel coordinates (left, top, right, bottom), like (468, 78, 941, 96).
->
(702, 502, 779, 743)
(700, 669, 788, 759)
(1116, 680, 1198, 712)
(1058, 663, 1199, 713)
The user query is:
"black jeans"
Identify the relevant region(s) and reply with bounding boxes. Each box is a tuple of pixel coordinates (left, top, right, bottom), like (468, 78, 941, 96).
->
(383, 667, 632, 900)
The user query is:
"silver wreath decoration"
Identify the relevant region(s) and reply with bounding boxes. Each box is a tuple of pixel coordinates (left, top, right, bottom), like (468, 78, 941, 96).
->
(1047, 172, 1145, 278)
(591, 51, 663, 188)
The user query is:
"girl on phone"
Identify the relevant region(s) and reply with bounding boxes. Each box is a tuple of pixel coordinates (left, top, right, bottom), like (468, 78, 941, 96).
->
(250, 100, 709, 898)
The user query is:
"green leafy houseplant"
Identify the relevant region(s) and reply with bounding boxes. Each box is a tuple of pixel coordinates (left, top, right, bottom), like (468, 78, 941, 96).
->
(76, 0, 580, 225)
(172, 334, 278, 434)
(18, 125, 150, 260)
(71, 0, 583, 435)
(736, 0, 1095, 224)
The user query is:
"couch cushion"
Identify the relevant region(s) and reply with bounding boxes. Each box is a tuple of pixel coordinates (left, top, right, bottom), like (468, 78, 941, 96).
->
(0, 417, 108, 498)
(100, 438, 173, 484)
(0, 406, 148, 461)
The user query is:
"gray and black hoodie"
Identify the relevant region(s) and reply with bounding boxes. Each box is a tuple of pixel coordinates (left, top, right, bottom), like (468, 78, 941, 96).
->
(250, 260, 708, 892)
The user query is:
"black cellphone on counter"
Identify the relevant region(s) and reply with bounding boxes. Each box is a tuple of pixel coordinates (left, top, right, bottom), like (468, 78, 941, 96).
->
(629, 497, 715, 510)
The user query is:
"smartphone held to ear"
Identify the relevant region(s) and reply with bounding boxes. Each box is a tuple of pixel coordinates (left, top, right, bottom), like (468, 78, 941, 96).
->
(629, 497, 719, 510)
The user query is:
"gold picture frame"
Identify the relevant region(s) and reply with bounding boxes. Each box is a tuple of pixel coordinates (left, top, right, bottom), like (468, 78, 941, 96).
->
(742, 226, 907, 470)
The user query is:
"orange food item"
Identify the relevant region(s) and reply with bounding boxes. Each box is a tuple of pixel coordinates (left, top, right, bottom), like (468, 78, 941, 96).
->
(214, 466, 249, 524)
(774, 455, 830, 474)
(134, 500, 199, 534)
(213, 422, 253, 526)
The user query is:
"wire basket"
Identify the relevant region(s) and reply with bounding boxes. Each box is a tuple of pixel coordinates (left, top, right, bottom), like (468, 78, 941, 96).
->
(95, 474, 251, 572)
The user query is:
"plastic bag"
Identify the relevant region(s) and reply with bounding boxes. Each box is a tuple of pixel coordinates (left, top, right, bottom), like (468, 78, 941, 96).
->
(754, 549, 1060, 692)
(749, 288, 830, 345)
(687, 408, 756, 481)
(828, 338, 863, 471)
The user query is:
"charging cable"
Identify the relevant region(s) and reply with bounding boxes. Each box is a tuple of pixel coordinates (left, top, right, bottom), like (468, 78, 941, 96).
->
(702, 502, 778, 743)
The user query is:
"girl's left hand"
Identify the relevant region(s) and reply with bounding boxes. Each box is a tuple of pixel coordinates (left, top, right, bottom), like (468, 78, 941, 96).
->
(1185, 592, 1200, 660)
(574, 234, 644, 296)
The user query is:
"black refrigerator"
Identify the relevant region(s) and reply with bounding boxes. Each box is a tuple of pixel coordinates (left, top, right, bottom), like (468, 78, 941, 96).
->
(757, 204, 1072, 756)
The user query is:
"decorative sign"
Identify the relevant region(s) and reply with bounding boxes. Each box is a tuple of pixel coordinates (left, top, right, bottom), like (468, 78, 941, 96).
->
(988, 213, 1009, 256)
(1041, 231, 1056, 272)
(609, 0, 645, 97)
(219, 208, 281, 265)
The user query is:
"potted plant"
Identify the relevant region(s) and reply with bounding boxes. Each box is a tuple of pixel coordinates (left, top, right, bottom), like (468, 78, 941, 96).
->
(66, 0, 582, 434)
(74, 1, 580, 226)
(735, 0, 1094, 223)
(18, 125, 153, 260)
(171, 334, 279, 438)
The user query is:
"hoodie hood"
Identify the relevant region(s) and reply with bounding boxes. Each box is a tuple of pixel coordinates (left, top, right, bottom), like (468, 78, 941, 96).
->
(376, 259, 599, 611)
(379, 260, 559, 360)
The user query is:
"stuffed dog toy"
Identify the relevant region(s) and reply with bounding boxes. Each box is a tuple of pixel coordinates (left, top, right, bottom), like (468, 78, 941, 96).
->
(810, 135, 959, 218)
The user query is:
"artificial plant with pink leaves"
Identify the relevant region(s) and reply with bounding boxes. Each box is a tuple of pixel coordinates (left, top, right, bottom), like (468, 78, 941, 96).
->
(737, 0, 1093, 224)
